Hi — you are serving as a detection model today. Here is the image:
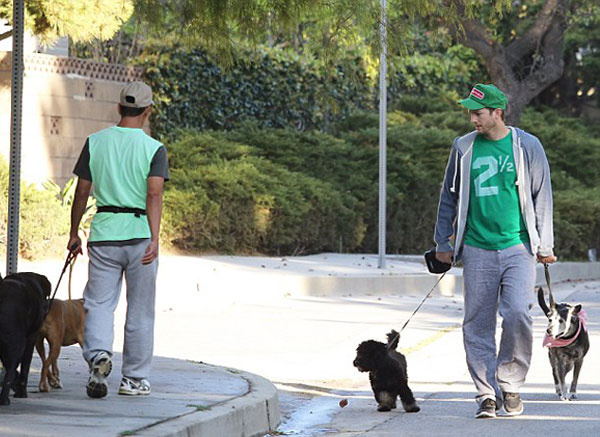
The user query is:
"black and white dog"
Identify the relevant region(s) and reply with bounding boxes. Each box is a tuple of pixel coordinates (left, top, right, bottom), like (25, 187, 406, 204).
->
(537, 287, 590, 401)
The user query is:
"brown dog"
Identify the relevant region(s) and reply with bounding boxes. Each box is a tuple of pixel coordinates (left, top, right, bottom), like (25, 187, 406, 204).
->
(35, 298, 85, 392)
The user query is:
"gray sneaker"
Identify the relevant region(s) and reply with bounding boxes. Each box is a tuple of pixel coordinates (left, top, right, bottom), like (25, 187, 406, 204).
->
(475, 398, 497, 419)
(503, 392, 523, 416)
(86, 351, 112, 399)
(118, 376, 151, 396)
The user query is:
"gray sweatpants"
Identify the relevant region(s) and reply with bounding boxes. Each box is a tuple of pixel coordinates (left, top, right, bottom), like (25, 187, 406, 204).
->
(82, 241, 158, 379)
(462, 243, 536, 404)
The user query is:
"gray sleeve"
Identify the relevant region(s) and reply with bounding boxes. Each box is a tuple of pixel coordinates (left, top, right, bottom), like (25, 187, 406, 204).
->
(149, 146, 170, 181)
(73, 139, 92, 181)
(528, 136, 554, 256)
(434, 140, 460, 253)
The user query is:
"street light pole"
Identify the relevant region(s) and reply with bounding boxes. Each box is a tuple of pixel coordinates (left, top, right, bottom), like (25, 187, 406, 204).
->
(7, 0, 25, 275)
(378, 0, 387, 269)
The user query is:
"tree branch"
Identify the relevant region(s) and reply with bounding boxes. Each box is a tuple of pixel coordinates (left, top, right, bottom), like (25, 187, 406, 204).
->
(506, 0, 569, 66)
(0, 29, 13, 41)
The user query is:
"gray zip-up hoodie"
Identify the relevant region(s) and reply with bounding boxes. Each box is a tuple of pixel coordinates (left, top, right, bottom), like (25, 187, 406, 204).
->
(434, 126, 554, 262)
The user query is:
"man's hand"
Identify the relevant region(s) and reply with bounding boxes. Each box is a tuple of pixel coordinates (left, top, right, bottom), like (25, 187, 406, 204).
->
(435, 251, 453, 265)
(67, 235, 83, 256)
(537, 254, 557, 264)
(141, 240, 159, 265)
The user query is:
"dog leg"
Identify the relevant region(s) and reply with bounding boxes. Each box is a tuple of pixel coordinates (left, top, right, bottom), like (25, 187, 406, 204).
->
(569, 359, 584, 400)
(13, 338, 36, 398)
(375, 391, 395, 412)
(551, 364, 560, 397)
(36, 337, 50, 393)
(398, 380, 420, 413)
(46, 338, 63, 389)
(50, 362, 62, 389)
(0, 351, 17, 406)
(557, 364, 569, 401)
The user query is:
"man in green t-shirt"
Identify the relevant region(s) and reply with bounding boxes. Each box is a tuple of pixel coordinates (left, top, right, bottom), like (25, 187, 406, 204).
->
(433, 84, 556, 419)
(69, 81, 169, 399)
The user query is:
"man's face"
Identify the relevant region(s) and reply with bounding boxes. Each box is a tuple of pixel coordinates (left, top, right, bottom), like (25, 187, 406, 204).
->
(469, 108, 499, 135)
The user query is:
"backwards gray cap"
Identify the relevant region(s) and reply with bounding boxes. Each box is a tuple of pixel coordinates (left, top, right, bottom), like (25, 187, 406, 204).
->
(120, 81, 154, 108)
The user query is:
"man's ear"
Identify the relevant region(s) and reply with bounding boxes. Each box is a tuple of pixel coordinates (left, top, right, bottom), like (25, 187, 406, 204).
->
(142, 106, 152, 122)
(117, 103, 122, 116)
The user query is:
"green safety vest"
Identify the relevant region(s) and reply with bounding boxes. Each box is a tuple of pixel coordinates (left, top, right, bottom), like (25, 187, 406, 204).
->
(88, 126, 162, 242)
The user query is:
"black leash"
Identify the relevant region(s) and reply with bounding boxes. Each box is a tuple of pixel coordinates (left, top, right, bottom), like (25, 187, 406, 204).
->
(387, 270, 448, 350)
(544, 263, 552, 293)
(45, 248, 78, 317)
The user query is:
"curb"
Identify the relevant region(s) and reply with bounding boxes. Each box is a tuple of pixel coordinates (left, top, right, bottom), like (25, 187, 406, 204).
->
(194, 259, 600, 299)
(135, 367, 279, 437)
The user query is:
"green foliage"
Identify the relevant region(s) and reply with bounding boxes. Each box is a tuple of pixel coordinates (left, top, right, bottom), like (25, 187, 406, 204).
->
(388, 43, 488, 98)
(162, 131, 363, 255)
(0, 158, 70, 260)
(162, 96, 600, 260)
(42, 177, 96, 236)
(140, 46, 371, 137)
(133, 0, 510, 65)
(520, 107, 600, 188)
(554, 188, 600, 260)
(0, 0, 133, 44)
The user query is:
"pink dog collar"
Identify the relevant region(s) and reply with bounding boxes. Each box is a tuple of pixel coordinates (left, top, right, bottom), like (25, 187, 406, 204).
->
(543, 310, 587, 348)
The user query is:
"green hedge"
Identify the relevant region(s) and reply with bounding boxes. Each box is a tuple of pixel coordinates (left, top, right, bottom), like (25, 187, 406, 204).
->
(140, 47, 372, 138)
(161, 131, 363, 255)
(161, 103, 600, 260)
(0, 159, 70, 260)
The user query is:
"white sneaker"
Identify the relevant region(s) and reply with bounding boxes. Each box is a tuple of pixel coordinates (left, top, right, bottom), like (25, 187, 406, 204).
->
(118, 376, 151, 396)
(86, 351, 112, 399)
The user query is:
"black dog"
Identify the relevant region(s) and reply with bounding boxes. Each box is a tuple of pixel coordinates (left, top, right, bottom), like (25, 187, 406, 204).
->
(0, 272, 51, 405)
(353, 330, 420, 413)
(538, 287, 589, 401)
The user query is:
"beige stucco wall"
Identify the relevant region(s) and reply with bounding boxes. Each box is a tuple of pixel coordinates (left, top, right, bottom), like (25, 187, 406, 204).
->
(0, 52, 143, 187)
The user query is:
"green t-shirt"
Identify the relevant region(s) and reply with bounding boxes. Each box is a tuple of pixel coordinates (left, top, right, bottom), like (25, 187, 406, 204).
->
(464, 131, 529, 250)
(88, 126, 163, 242)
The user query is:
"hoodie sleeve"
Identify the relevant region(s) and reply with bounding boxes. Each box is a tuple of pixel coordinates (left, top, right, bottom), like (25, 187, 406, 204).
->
(434, 139, 460, 253)
(528, 136, 554, 257)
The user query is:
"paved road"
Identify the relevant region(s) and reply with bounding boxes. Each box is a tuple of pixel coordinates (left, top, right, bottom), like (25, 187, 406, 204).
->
(273, 280, 600, 436)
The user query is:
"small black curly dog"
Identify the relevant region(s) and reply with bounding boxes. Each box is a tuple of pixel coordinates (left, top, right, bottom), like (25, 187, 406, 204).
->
(353, 330, 420, 413)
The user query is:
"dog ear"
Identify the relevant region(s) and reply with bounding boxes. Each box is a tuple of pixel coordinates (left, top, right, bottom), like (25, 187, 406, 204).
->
(537, 287, 550, 315)
(573, 304, 582, 314)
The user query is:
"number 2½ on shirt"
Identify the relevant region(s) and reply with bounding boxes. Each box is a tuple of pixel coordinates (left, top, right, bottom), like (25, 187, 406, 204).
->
(473, 155, 514, 197)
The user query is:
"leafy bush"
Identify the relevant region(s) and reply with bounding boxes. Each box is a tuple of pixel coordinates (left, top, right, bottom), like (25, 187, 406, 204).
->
(161, 131, 364, 255)
(554, 188, 600, 259)
(139, 47, 372, 138)
(520, 107, 600, 188)
(0, 158, 70, 260)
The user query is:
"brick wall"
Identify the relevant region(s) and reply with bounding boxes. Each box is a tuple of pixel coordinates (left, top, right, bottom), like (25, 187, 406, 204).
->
(0, 52, 144, 187)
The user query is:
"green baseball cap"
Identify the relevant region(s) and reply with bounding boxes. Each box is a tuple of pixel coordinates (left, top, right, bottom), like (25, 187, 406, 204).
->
(459, 84, 507, 110)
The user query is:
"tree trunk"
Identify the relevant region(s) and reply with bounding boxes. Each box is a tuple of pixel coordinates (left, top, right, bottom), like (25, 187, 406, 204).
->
(451, 0, 570, 124)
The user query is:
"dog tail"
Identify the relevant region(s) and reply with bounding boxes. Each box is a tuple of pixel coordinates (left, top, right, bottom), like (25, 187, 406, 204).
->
(386, 330, 400, 350)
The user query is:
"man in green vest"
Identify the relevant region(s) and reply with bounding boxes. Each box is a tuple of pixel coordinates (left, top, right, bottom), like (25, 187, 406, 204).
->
(69, 81, 169, 399)
(433, 84, 556, 419)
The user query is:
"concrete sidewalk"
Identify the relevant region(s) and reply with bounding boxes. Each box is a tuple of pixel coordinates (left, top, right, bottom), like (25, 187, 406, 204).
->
(0, 347, 278, 437)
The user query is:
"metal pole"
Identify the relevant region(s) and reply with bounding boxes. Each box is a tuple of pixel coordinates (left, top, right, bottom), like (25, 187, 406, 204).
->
(7, 0, 25, 275)
(377, 0, 387, 269)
